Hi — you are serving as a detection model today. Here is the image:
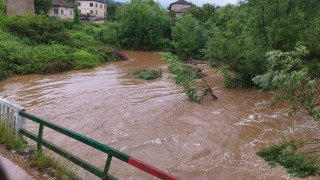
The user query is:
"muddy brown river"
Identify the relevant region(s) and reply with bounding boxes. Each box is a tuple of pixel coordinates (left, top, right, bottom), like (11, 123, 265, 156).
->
(0, 51, 319, 180)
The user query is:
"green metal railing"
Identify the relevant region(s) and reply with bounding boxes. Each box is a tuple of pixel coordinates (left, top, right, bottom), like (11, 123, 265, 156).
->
(18, 111, 180, 180)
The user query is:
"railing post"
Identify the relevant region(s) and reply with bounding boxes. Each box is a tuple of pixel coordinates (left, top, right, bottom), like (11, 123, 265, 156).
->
(37, 124, 44, 153)
(102, 155, 113, 180)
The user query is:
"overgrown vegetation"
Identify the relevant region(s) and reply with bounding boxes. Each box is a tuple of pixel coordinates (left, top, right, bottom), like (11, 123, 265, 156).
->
(0, 14, 120, 81)
(257, 139, 320, 178)
(0, 121, 27, 151)
(115, 0, 172, 50)
(161, 52, 217, 102)
(128, 69, 162, 80)
(253, 44, 320, 120)
(0, 120, 75, 179)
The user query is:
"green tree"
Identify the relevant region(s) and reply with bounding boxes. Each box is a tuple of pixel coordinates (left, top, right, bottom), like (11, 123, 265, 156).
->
(0, 0, 5, 14)
(116, 0, 172, 50)
(253, 44, 320, 119)
(184, 4, 216, 24)
(206, 1, 320, 88)
(106, 2, 118, 21)
(171, 14, 204, 60)
(73, 4, 81, 24)
(34, 0, 54, 15)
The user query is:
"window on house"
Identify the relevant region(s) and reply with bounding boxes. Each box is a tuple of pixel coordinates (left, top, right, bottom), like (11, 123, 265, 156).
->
(96, 10, 98, 15)
(54, 9, 58, 14)
(104, 5, 106, 9)
(100, 4, 102, 8)
(104, 12, 105, 16)
(90, 10, 94, 14)
(78, 2, 81, 6)
(79, 10, 81, 14)
(95, 3, 97, 7)
(90, 3, 93, 7)
(70, 10, 72, 15)
(61, 9, 64, 14)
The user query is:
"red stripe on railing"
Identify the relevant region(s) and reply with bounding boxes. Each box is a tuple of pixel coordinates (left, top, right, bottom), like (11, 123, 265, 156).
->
(128, 157, 181, 180)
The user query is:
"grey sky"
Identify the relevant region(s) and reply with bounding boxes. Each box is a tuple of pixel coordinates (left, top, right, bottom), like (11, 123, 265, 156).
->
(115, 0, 239, 8)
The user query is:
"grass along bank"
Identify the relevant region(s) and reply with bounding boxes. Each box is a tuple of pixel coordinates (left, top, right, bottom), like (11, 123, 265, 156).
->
(0, 120, 76, 179)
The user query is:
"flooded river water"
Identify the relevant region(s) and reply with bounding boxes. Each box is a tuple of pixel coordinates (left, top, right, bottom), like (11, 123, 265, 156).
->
(0, 51, 319, 179)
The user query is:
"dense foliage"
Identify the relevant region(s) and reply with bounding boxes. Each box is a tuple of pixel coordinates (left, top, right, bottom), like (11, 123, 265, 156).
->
(161, 52, 217, 102)
(0, 15, 71, 44)
(128, 69, 162, 80)
(115, 0, 172, 50)
(257, 140, 320, 178)
(106, 2, 118, 21)
(0, 0, 5, 14)
(253, 44, 320, 120)
(0, 14, 119, 81)
(171, 14, 204, 60)
(34, 0, 54, 15)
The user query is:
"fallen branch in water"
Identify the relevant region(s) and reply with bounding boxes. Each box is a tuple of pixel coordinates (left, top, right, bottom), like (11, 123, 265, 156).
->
(161, 52, 217, 102)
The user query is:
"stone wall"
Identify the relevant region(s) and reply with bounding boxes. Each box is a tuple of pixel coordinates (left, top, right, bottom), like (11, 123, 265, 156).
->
(6, 0, 35, 16)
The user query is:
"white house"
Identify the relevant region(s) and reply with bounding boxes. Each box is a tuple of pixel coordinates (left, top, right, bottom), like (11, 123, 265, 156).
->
(78, 0, 107, 20)
(48, 0, 74, 20)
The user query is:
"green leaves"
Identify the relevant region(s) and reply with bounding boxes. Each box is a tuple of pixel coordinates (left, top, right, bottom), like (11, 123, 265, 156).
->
(128, 69, 162, 80)
(257, 139, 320, 178)
(253, 44, 320, 120)
(115, 0, 172, 50)
(172, 14, 205, 60)
(161, 52, 217, 102)
(34, 0, 54, 15)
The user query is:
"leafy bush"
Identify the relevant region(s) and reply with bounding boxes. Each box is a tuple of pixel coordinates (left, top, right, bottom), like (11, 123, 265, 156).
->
(0, 15, 71, 44)
(86, 46, 119, 62)
(257, 140, 320, 178)
(0, 0, 5, 14)
(172, 14, 205, 60)
(96, 22, 120, 48)
(161, 52, 217, 102)
(115, 0, 172, 50)
(128, 69, 162, 80)
(71, 50, 101, 70)
(253, 44, 320, 120)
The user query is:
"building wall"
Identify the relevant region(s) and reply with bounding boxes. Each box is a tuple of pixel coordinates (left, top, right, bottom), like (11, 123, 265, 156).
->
(170, 4, 192, 12)
(78, 1, 106, 20)
(48, 6, 74, 19)
(6, 0, 35, 16)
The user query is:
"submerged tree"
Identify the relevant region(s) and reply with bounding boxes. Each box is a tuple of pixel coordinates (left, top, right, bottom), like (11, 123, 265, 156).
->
(253, 44, 320, 120)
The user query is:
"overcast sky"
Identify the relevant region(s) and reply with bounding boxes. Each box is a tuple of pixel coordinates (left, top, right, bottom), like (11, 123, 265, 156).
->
(115, 0, 239, 8)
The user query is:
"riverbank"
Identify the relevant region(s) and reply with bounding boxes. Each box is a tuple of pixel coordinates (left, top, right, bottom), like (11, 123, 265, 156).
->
(0, 144, 46, 180)
(0, 15, 124, 82)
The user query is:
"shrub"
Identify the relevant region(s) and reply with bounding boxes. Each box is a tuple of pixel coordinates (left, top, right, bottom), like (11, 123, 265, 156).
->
(128, 69, 162, 80)
(257, 140, 320, 178)
(116, 0, 172, 50)
(172, 14, 205, 60)
(253, 44, 320, 120)
(0, 15, 71, 44)
(161, 52, 217, 102)
(72, 50, 101, 70)
(96, 22, 120, 48)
